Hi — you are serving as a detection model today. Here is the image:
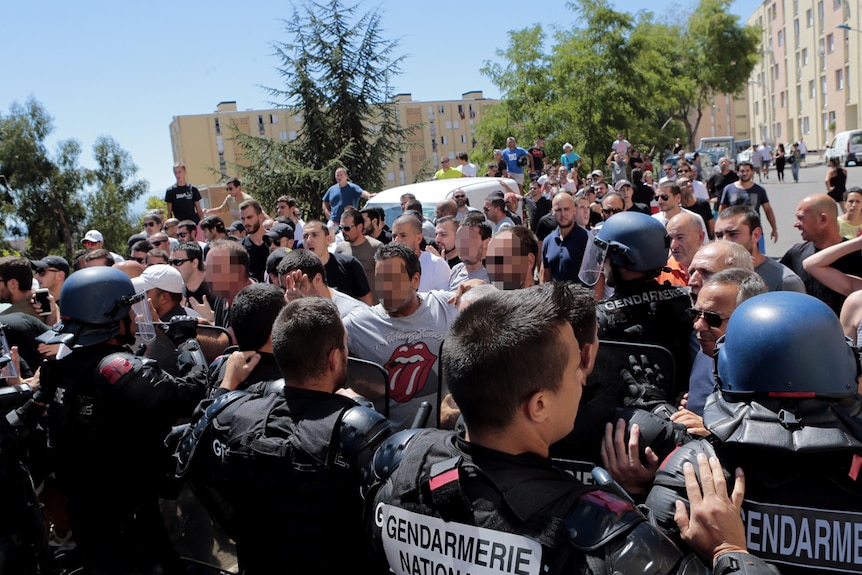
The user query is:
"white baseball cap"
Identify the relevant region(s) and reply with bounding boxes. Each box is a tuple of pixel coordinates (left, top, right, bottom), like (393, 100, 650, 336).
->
(132, 264, 185, 294)
(82, 230, 104, 243)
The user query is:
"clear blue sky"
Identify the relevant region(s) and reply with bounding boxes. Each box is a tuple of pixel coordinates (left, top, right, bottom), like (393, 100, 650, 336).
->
(3, 0, 749, 211)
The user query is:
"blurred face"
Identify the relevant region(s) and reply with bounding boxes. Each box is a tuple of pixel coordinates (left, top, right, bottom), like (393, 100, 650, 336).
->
(677, 178, 694, 198)
(655, 189, 679, 213)
(150, 233, 170, 250)
(593, 182, 608, 198)
(575, 198, 592, 228)
(662, 164, 674, 178)
(241, 207, 261, 235)
(528, 183, 540, 197)
(692, 283, 737, 357)
(455, 225, 486, 266)
(302, 223, 327, 255)
(131, 250, 148, 267)
(617, 184, 632, 202)
(483, 199, 502, 223)
(718, 158, 730, 172)
(143, 218, 160, 236)
(163, 220, 179, 238)
(553, 194, 576, 229)
(340, 215, 364, 243)
(335, 168, 348, 185)
(507, 137, 516, 150)
(715, 215, 758, 255)
(453, 191, 468, 207)
(362, 213, 379, 236)
(440, 157, 451, 170)
(36, 267, 63, 291)
(667, 219, 702, 267)
(176, 227, 196, 242)
(737, 165, 753, 183)
(434, 220, 457, 252)
(225, 182, 240, 198)
(391, 221, 422, 254)
(205, 247, 242, 299)
(173, 166, 187, 184)
(276, 201, 289, 218)
(82, 239, 102, 253)
(375, 256, 419, 316)
(486, 231, 529, 290)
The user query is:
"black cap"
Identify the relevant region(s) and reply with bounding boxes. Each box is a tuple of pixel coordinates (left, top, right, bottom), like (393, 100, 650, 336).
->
(229, 221, 245, 233)
(32, 255, 71, 278)
(266, 247, 290, 276)
(266, 222, 295, 241)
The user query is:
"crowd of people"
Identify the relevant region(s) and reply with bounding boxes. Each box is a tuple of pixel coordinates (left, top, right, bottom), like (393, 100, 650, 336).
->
(0, 138, 860, 575)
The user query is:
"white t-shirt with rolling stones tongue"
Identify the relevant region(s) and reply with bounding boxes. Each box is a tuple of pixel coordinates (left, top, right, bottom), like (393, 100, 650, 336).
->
(343, 290, 457, 431)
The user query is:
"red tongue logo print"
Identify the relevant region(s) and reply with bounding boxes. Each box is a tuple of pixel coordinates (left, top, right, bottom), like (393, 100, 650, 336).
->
(386, 342, 437, 403)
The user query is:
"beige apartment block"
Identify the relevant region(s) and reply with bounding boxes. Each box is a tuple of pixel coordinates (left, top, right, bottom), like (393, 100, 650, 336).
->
(169, 93, 499, 208)
(693, 92, 752, 149)
(745, 0, 859, 151)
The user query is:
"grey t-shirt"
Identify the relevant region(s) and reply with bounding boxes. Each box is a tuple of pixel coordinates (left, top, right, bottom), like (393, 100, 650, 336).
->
(448, 263, 489, 290)
(343, 290, 457, 430)
(755, 257, 806, 293)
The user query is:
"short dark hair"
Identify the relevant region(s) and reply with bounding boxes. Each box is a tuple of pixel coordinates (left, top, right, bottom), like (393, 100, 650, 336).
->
(0, 257, 32, 291)
(360, 206, 380, 225)
(226, 177, 241, 188)
(444, 284, 577, 433)
(239, 199, 263, 214)
(131, 239, 154, 254)
(200, 215, 226, 233)
(485, 196, 505, 210)
(461, 213, 492, 240)
(509, 225, 539, 261)
(83, 250, 113, 267)
(456, 151, 469, 161)
(176, 242, 204, 271)
(405, 199, 423, 213)
(341, 207, 363, 227)
(178, 220, 197, 233)
(230, 283, 286, 351)
(276, 249, 326, 283)
(658, 180, 681, 196)
(564, 283, 598, 345)
(717, 205, 761, 231)
(374, 242, 421, 280)
(845, 187, 862, 202)
(272, 298, 345, 384)
(209, 238, 249, 276)
(146, 249, 170, 262)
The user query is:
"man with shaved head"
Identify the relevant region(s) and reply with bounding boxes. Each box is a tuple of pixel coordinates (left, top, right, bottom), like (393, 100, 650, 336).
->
(781, 193, 862, 314)
(687, 240, 753, 304)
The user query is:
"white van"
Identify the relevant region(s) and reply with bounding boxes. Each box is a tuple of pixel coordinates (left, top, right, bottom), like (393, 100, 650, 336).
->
(825, 130, 862, 167)
(365, 177, 520, 226)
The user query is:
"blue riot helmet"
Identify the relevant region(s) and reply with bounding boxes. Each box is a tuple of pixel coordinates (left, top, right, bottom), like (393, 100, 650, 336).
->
(578, 211, 670, 286)
(716, 291, 858, 398)
(41, 267, 144, 347)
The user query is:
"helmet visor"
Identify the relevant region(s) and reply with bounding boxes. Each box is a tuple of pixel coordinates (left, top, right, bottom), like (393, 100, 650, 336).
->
(578, 229, 608, 286)
(128, 292, 156, 342)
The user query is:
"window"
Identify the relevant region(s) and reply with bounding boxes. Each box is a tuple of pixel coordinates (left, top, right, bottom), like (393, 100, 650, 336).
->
(778, 29, 784, 46)
(441, 135, 448, 145)
(214, 118, 221, 134)
(772, 3, 777, 19)
(827, 33, 835, 53)
(834, 0, 841, 8)
(829, 111, 836, 127)
(294, 114, 302, 123)
(774, 63, 781, 79)
(279, 131, 288, 141)
(794, 18, 799, 36)
(806, 9, 813, 26)
(810, 79, 816, 98)
(258, 115, 265, 135)
(270, 114, 278, 124)
(802, 47, 808, 64)
(818, 1, 824, 32)
(847, 66, 851, 93)
(754, 100, 760, 115)
(797, 85, 803, 108)
(216, 136, 224, 154)
(438, 105, 445, 114)
(821, 75, 828, 107)
(781, 91, 787, 107)
(445, 121, 452, 129)
(776, 123, 782, 138)
(453, 120, 460, 129)
(387, 172, 395, 182)
(288, 130, 297, 140)
(837, 68, 845, 90)
(803, 116, 810, 133)
(461, 134, 467, 144)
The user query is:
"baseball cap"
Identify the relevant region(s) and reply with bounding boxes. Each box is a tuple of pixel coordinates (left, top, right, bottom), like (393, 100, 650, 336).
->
(32, 255, 71, 278)
(614, 179, 633, 191)
(266, 247, 290, 276)
(266, 222, 295, 241)
(229, 221, 245, 233)
(131, 264, 184, 295)
(82, 230, 104, 243)
(590, 170, 604, 178)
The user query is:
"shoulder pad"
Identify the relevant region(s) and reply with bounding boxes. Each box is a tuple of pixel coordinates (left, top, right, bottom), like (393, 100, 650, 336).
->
(602, 520, 687, 574)
(645, 439, 718, 532)
(97, 352, 142, 386)
(372, 428, 425, 482)
(340, 405, 392, 461)
(565, 489, 643, 551)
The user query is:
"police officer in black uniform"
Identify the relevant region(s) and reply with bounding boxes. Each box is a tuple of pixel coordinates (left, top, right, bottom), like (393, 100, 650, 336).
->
(647, 291, 862, 575)
(176, 297, 391, 575)
(579, 211, 694, 400)
(15, 266, 209, 574)
(368, 284, 777, 575)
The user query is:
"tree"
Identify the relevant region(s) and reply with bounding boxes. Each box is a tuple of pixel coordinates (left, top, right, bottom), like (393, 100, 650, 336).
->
(83, 136, 149, 255)
(0, 98, 86, 258)
(664, 0, 760, 149)
(230, 0, 411, 216)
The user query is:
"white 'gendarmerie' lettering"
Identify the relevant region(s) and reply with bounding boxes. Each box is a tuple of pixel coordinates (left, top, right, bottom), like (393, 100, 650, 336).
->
(742, 499, 862, 573)
(378, 504, 542, 575)
(600, 288, 688, 311)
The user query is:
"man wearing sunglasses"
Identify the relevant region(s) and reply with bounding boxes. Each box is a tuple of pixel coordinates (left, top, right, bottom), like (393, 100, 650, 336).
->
(681, 268, 767, 418)
(81, 229, 125, 264)
(32, 255, 70, 309)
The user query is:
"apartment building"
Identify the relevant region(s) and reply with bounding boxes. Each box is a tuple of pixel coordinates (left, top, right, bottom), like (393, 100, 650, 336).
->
(745, 0, 859, 149)
(168, 92, 498, 207)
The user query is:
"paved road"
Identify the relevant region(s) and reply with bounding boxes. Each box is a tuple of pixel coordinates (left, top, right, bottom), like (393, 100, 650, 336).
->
(746, 158, 861, 259)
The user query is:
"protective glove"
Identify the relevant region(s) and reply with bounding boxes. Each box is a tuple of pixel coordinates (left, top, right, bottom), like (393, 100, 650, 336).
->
(161, 316, 198, 346)
(620, 354, 669, 411)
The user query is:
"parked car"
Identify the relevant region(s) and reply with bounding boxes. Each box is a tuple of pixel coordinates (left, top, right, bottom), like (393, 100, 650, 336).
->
(737, 146, 754, 164)
(824, 130, 862, 167)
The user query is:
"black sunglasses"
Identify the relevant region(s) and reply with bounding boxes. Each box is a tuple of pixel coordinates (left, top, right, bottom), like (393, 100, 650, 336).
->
(177, 232, 189, 238)
(145, 221, 158, 227)
(169, 258, 189, 266)
(152, 240, 166, 246)
(686, 308, 728, 328)
(132, 257, 147, 264)
(340, 225, 355, 232)
(654, 194, 671, 201)
(602, 208, 623, 215)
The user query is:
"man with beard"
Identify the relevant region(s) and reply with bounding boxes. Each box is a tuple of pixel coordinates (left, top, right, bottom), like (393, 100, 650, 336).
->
(486, 226, 539, 290)
(718, 162, 778, 252)
(302, 220, 373, 304)
(452, 188, 480, 221)
(239, 200, 269, 283)
(448, 213, 490, 289)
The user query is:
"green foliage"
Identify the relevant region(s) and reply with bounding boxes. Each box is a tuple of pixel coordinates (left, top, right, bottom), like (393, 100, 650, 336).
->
(0, 98, 149, 259)
(82, 136, 149, 255)
(475, 0, 760, 165)
(231, 0, 411, 219)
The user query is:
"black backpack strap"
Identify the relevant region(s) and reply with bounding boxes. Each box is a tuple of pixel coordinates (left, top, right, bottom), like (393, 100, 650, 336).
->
(175, 390, 248, 478)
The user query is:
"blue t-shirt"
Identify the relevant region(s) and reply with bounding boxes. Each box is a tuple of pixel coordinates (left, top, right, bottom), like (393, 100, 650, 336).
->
(322, 182, 364, 223)
(542, 225, 589, 283)
(501, 147, 529, 174)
